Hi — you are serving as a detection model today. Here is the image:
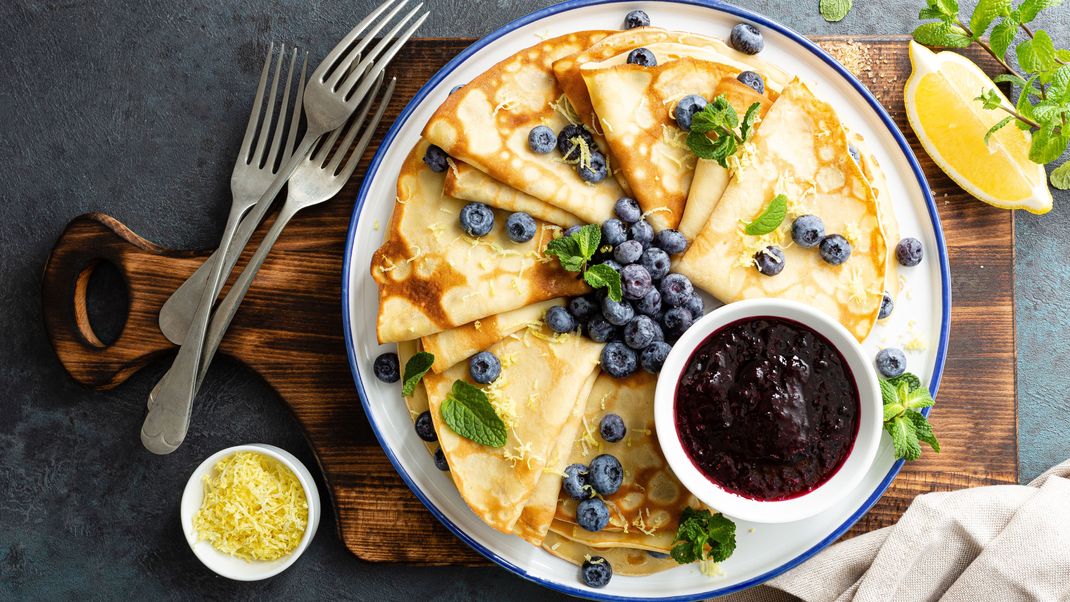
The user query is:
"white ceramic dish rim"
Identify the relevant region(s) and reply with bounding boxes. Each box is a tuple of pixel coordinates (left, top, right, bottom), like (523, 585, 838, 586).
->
(654, 298, 883, 524)
(341, 1, 952, 599)
(179, 443, 321, 581)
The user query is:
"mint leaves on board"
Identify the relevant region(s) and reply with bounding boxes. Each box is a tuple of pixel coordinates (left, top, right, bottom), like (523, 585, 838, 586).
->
(401, 351, 435, 397)
(440, 380, 507, 448)
(670, 507, 737, 564)
(820, 0, 854, 22)
(686, 95, 762, 169)
(880, 372, 940, 461)
(743, 194, 788, 235)
(913, 0, 1070, 189)
(544, 224, 623, 301)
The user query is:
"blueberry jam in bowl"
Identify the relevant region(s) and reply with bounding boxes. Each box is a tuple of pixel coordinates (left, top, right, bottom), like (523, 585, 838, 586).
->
(654, 298, 882, 524)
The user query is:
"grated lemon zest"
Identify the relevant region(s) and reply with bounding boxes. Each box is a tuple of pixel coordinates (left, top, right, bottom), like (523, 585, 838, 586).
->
(548, 94, 582, 125)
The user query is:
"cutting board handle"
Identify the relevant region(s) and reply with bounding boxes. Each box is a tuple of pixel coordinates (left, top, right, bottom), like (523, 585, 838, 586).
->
(41, 213, 206, 390)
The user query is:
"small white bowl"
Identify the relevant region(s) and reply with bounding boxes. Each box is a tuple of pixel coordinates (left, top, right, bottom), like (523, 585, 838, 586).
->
(655, 298, 882, 524)
(180, 443, 321, 580)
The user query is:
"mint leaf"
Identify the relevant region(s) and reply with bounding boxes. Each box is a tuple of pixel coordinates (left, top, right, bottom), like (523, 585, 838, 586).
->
(1015, 75, 1041, 130)
(1051, 161, 1070, 190)
(690, 96, 735, 134)
(1029, 122, 1070, 164)
(544, 234, 585, 272)
(743, 194, 787, 235)
(880, 372, 938, 461)
(904, 385, 936, 410)
(670, 508, 737, 565)
(976, 87, 1003, 110)
(935, 0, 959, 14)
(886, 372, 922, 392)
(969, 0, 1011, 37)
(913, 21, 971, 48)
(584, 263, 622, 302)
(1017, 29, 1056, 73)
(1032, 102, 1066, 123)
(918, 6, 948, 19)
(687, 129, 720, 160)
(1056, 49, 1070, 63)
(440, 380, 507, 448)
(739, 102, 762, 142)
(879, 379, 900, 405)
(820, 0, 853, 22)
(574, 224, 601, 261)
(992, 72, 1029, 87)
(1048, 66, 1070, 104)
(402, 351, 435, 396)
(1018, 0, 1064, 23)
(907, 411, 942, 452)
(883, 403, 906, 422)
(887, 415, 922, 461)
(984, 116, 1015, 145)
(989, 18, 1019, 59)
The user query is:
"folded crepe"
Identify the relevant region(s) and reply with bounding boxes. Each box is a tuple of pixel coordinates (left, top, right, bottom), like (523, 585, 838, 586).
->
(371, 139, 588, 343)
(675, 79, 888, 342)
(397, 339, 436, 454)
(542, 531, 679, 576)
(421, 299, 565, 373)
(849, 131, 901, 300)
(677, 77, 774, 241)
(551, 372, 701, 554)
(443, 161, 582, 228)
(422, 31, 622, 225)
(422, 326, 603, 538)
(553, 28, 790, 132)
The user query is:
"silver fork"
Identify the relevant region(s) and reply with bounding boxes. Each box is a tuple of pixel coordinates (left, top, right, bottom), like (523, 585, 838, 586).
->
(158, 0, 424, 344)
(192, 75, 395, 389)
(142, 0, 427, 454)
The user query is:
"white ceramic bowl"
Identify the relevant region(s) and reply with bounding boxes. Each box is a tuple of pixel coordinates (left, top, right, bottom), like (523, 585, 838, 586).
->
(180, 443, 321, 580)
(655, 299, 882, 524)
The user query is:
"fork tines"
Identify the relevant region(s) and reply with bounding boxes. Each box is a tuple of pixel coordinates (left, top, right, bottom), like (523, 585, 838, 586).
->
(312, 72, 397, 178)
(241, 44, 307, 173)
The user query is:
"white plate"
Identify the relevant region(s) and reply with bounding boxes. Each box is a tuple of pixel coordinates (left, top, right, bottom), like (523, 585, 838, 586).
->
(342, 1, 950, 599)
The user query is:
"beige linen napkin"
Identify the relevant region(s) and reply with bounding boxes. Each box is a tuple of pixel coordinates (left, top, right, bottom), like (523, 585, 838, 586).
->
(724, 460, 1070, 602)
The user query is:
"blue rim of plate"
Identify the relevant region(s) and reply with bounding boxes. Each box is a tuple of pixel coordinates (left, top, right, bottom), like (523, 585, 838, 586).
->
(342, 1, 952, 599)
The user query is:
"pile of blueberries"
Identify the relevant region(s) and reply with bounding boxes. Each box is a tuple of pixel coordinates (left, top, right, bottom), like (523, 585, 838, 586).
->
(542, 197, 701, 378)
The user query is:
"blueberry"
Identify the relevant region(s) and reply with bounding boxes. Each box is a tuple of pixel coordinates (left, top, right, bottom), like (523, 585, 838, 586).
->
(563, 224, 583, 237)
(569, 296, 599, 321)
(581, 556, 613, 588)
(601, 297, 635, 326)
(641, 341, 672, 373)
(754, 245, 786, 276)
(663, 307, 694, 338)
(586, 316, 617, 343)
(459, 202, 494, 237)
(629, 220, 654, 246)
(659, 273, 694, 307)
(558, 123, 595, 159)
(650, 321, 665, 342)
(730, 23, 764, 55)
(528, 125, 557, 154)
(414, 411, 437, 442)
(791, 215, 825, 248)
(601, 342, 638, 378)
(588, 454, 624, 495)
(448, 84, 464, 95)
(673, 94, 708, 131)
(627, 47, 657, 67)
(623, 315, 657, 349)
(562, 463, 591, 500)
(469, 351, 501, 384)
(736, 70, 766, 94)
(876, 347, 907, 377)
(600, 218, 627, 246)
(620, 264, 653, 301)
(599, 259, 623, 275)
(636, 287, 662, 316)
(373, 352, 400, 383)
(623, 9, 650, 29)
(423, 144, 449, 172)
(684, 294, 705, 319)
(577, 498, 610, 532)
(653, 228, 688, 254)
(614, 197, 642, 223)
(599, 414, 626, 443)
(848, 144, 861, 164)
(896, 237, 923, 267)
(614, 240, 644, 265)
(433, 447, 449, 471)
(820, 234, 852, 265)
(879, 292, 894, 320)
(647, 551, 671, 559)
(640, 248, 671, 280)
(579, 151, 608, 183)
(546, 306, 577, 333)
(505, 212, 536, 243)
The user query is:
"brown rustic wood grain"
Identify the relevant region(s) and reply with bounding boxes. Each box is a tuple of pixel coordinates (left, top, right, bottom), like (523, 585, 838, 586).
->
(41, 37, 1016, 565)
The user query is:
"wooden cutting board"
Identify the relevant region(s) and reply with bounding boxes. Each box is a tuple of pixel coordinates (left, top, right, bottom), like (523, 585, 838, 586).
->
(41, 37, 1017, 565)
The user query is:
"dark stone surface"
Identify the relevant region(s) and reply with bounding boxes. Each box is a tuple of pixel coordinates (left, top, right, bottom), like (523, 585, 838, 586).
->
(1, 0, 1067, 599)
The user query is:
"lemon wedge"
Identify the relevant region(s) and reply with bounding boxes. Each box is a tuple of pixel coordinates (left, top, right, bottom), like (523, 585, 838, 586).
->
(904, 41, 1052, 214)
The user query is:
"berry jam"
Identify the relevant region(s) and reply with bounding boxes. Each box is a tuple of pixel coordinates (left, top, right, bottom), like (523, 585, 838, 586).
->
(674, 317, 859, 500)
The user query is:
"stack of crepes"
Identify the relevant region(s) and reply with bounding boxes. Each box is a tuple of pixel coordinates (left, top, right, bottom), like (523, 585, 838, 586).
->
(370, 26, 900, 574)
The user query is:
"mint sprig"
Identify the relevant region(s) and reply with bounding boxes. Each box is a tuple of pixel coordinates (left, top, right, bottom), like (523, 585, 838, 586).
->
(401, 351, 435, 397)
(440, 380, 507, 448)
(686, 95, 762, 169)
(743, 194, 788, 235)
(914, 0, 1070, 189)
(880, 372, 940, 461)
(544, 224, 623, 301)
(670, 508, 737, 564)
(820, 0, 854, 22)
